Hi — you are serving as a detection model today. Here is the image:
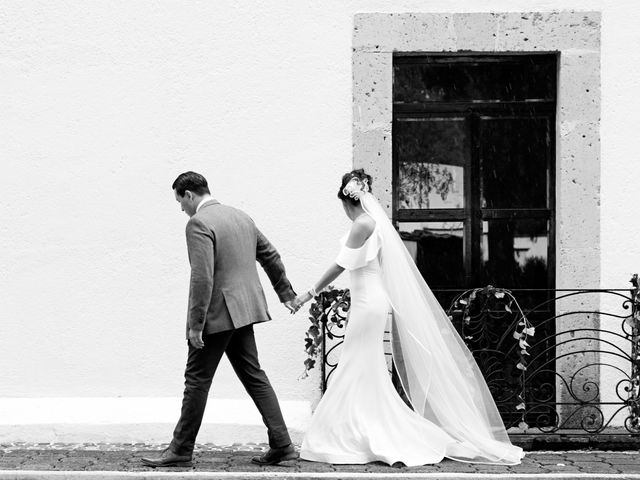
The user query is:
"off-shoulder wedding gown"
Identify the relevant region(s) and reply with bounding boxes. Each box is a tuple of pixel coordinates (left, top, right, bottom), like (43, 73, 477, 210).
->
(300, 193, 524, 467)
(301, 227, 453, 465)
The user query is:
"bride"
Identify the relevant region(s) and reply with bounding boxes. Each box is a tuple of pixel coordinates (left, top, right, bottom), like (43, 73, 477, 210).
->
(291, 169, 524, 466)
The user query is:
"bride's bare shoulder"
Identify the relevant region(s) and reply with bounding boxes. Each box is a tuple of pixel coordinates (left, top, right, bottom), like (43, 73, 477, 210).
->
(355, 213, 376, 231)
(346, 214, 376, 248)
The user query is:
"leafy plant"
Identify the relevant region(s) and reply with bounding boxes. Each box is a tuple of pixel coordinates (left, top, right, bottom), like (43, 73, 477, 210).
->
(301, 288, 350, 379)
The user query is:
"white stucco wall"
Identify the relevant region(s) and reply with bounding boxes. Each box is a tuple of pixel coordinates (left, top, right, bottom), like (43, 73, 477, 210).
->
(0, 0, 638, 443)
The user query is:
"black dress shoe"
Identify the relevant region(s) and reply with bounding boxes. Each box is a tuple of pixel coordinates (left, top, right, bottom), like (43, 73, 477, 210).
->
(141, 448, 193, 467)
(251, 444, 298, 465)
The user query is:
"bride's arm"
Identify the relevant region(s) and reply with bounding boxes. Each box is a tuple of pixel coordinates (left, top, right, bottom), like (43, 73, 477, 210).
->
(294, 217, 375, 309)
(295, 263, 345, 306)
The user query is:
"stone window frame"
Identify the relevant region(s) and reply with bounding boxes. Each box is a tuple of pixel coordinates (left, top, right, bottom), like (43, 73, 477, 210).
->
(352, 11, 601, 291)
(352, 11, 602, 420)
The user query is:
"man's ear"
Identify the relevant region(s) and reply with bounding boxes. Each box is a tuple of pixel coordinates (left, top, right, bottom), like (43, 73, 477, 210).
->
(185, 190, 193, 201)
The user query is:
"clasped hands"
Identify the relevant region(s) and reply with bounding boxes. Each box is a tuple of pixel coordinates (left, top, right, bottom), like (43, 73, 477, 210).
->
(284, 291, 314, 315)
(188, 291, 315, 349)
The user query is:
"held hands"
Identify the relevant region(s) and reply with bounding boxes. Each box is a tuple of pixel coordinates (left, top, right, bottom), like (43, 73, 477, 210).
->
(285, 292, 313, 315)
(284, 300, 298, 314)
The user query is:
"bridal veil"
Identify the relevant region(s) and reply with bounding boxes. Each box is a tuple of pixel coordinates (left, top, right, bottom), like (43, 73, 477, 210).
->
(360, 192, 523, 465)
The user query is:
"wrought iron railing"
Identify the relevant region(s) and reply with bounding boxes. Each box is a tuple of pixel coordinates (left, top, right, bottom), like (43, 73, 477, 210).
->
(313, 275, 640, 440)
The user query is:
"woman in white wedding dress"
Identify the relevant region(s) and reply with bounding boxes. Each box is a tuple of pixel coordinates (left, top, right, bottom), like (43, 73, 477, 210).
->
(292, 170, 524, 467)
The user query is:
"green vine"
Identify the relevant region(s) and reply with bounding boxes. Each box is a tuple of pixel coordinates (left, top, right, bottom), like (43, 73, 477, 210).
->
(301, 287, 350, 379)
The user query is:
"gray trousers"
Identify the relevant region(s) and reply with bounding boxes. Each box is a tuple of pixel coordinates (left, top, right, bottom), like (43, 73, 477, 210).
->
(169, 324, 291, 455)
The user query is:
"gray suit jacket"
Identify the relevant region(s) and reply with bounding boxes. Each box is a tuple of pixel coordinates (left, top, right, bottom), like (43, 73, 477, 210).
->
(184, 199, 296, 336)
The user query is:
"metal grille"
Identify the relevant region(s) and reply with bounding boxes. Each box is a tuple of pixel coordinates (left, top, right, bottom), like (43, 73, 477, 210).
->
(315, 276, 640, 441)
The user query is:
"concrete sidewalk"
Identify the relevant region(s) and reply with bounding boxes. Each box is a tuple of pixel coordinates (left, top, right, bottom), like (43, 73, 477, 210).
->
(0, 443, 639, 479)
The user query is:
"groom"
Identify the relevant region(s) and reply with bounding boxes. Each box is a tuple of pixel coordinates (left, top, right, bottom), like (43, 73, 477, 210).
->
(142, 171, 298, 467)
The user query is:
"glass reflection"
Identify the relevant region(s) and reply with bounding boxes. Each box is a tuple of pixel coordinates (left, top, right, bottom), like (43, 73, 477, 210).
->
(398, 222, 464, 288)
(399, 162, 463, 209)
(395, 118, 467, 210)
(480, 219, 549, 289)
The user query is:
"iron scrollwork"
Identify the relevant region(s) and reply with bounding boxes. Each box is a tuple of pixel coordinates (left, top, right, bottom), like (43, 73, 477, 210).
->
(309, 275, 640, 438)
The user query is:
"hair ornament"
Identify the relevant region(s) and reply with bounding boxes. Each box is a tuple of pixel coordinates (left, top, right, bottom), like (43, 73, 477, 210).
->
(342, 177, 370, 200)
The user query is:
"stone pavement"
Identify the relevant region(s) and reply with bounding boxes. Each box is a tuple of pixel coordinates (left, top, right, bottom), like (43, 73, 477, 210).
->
(0, 443, 638, 479)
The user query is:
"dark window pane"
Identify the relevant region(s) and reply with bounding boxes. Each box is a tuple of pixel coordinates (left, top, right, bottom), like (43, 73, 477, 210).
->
(398, 221, 464, 288)
(479, 116, 551, 209)
(393, 56, 557, 104)
(392, 55, 556, 430)
(395, 117, 467, 209)
(479, 218, 549, 306)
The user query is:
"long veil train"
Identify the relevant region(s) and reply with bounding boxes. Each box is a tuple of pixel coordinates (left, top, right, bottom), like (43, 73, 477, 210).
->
(360, 192, 523, 465)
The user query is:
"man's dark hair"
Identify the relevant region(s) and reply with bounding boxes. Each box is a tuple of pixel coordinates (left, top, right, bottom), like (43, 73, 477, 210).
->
(172, 171, 211, 197)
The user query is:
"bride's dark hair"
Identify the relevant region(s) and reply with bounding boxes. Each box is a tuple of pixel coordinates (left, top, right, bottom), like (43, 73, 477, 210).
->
(337, 168, 373, 206)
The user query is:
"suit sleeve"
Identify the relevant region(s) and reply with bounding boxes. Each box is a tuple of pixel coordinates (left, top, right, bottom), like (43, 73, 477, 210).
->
(255, 227, 296, 303)
(185, 217, 215, 331)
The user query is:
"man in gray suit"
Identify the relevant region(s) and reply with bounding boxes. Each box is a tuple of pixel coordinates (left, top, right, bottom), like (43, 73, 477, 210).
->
(142, 171, 297, 467)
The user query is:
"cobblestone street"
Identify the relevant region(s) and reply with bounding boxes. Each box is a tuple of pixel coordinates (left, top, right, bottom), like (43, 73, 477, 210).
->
(0, 443, 638, 479)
